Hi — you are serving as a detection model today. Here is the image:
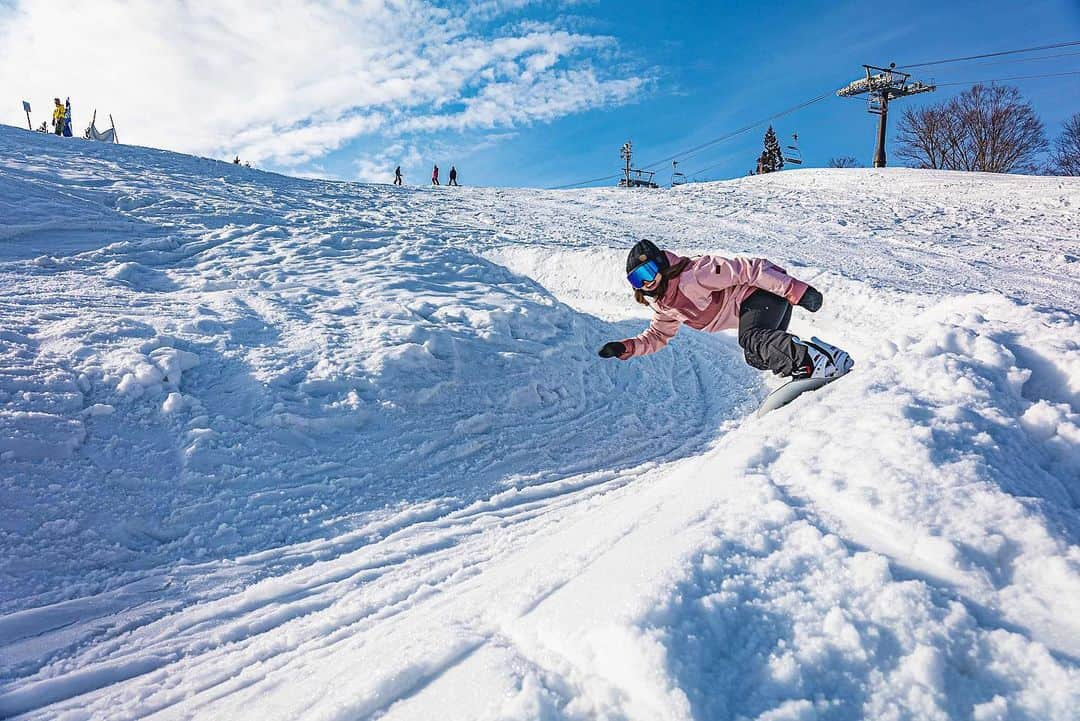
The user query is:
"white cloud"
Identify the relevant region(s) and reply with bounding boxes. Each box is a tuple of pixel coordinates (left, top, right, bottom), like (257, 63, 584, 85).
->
(353, 142, 425, 184)
(400, 67, 645, 133)
(0, 1, 644, 172)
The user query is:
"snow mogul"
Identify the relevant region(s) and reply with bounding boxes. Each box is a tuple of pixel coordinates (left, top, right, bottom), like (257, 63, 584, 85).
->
(598, 240, 854, 381)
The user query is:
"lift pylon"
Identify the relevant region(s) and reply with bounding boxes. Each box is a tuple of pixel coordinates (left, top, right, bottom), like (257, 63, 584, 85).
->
(837, 63, 934, 167)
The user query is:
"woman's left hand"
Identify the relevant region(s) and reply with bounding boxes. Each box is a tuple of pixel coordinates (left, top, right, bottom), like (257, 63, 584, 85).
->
(798, 286, 823, 312)
(598, 341, 626, 359)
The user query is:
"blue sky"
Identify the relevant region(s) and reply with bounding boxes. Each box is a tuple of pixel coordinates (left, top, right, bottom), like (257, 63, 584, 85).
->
(2, 0, 1078, 187)
(465, 0, 1080, 187)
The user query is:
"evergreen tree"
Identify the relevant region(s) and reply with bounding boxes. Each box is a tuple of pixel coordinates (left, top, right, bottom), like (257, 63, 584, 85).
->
(758, 126, 785, 173)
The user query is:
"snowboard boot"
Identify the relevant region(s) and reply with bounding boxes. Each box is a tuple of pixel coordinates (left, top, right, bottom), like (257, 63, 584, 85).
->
(792, 336, 854, 380)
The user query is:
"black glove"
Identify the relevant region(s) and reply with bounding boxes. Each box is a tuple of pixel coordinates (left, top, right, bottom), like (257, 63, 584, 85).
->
(798, 286, 822, 313)
(598, 341, 626, 359)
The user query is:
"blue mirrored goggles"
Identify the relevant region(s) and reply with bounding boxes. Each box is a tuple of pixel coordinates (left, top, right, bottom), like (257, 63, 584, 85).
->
(627, 259, 662, 289)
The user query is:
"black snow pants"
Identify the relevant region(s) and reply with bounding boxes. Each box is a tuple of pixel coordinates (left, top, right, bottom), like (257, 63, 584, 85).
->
(737, 290, 811, 377)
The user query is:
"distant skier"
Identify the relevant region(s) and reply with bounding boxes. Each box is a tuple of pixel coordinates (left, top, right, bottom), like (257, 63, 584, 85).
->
(394, 165, 403, 185)
(432, 164, 440, 185)
(62, 98, 73, 137)
(598, 240, 853, 380)
(233, 156, 241, 165)
(51, 98, 65, 136)
(448, 166, 458, 186)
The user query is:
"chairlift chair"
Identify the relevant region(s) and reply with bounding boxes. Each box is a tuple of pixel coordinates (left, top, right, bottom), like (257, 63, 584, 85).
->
(671, 160, 687, 187)
(618, 168, 659, 188)
(783, 132, 803, 165)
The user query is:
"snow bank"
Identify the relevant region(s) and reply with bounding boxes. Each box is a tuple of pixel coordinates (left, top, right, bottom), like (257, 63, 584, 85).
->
(0, 125, 746, 608)
(646, 292, 1080, 720)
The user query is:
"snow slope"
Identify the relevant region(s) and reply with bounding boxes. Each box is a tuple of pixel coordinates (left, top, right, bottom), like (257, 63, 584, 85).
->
(0, 125, 1078, 720)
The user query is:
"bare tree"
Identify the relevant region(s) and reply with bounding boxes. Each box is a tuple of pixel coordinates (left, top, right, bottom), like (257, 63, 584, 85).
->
(895, 84, 1047, 173)
(896, 105, 954, 169)
(1048, 113, 1080, 176)
(827, 156, 860, 168)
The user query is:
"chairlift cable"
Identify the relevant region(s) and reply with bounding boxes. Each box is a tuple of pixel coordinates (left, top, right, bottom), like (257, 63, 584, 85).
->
(547, 91, 831, 189)
(927, 49, 1080, 70)
(548, 172, 623, 190)
(637, 91, 832, 170)
(895, 40, 1080, 69)
(932, 69, 1080, 87)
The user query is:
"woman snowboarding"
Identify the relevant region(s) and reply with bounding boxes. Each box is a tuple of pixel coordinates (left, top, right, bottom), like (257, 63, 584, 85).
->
(598, 240, 853, 380)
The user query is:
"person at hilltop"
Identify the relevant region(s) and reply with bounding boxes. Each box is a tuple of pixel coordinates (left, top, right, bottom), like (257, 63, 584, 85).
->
(51, 98, 65, 136)
(394, 165, 403, 185)
(233, 156, 241, 165)
(62, 98, 73, 137)
(598, 239, 854, 380)
(432, 164, 440, 185)
(448, 166, 458, 186)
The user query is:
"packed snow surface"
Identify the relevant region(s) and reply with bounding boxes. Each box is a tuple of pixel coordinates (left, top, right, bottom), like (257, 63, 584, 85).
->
(1, 125, 1078, 720)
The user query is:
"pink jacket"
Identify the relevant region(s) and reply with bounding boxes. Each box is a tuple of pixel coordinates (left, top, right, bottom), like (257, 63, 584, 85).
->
(619, 251, 809, 359)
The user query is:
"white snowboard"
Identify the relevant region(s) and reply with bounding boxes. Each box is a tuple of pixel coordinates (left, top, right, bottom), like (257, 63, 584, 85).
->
(756, 376, 832, 417)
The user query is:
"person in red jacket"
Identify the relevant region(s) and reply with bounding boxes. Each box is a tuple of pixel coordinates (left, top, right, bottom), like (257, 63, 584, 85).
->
(598, 240, 853, 379)
(432, 164, 440, 185)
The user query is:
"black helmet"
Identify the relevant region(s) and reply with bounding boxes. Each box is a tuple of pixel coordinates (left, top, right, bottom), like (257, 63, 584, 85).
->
(626, 239, 667, 273)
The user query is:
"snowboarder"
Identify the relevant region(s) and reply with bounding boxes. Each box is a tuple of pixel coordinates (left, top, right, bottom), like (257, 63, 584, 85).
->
(62, 98, 73, 137)
(448, 166, 458, 186)
(51, 98, 65, 136)
(432, 164, 440, 185)
(394, 166, 403, 185)
(598, 240, 853, 381)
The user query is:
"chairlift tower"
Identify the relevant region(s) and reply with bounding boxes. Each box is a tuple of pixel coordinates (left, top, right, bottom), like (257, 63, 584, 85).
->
(617, 140, 659, 188)
(837, 63, 934, 167)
